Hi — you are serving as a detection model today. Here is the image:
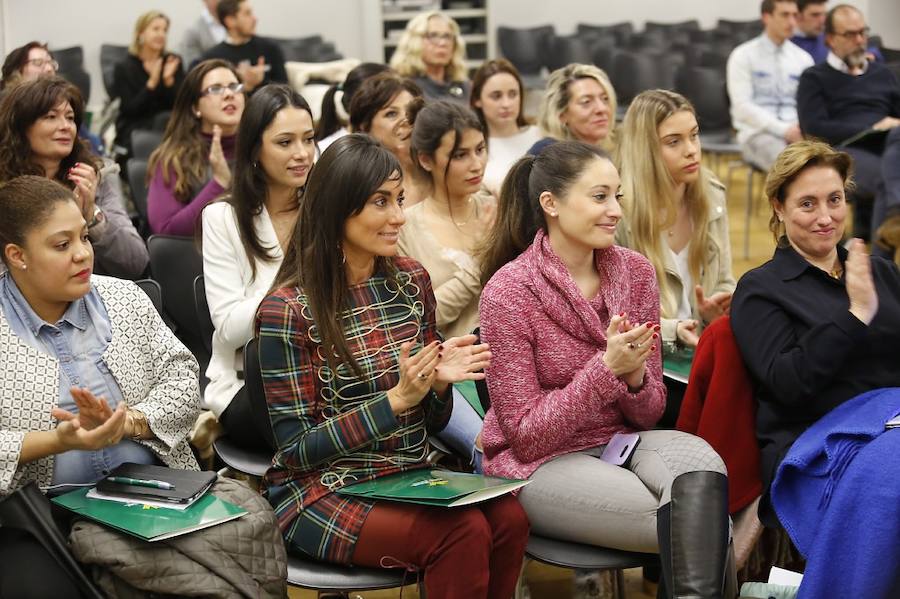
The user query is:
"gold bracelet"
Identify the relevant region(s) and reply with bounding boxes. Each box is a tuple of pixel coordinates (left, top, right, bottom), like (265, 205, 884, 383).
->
(126, 409, 149, 440)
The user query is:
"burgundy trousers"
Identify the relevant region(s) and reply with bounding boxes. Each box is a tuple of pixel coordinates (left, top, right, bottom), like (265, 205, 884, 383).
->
(352, 494, 529, 599)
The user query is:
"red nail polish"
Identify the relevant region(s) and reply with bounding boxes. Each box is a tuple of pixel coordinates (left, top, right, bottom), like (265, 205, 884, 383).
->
(619, 312, 625, 317)
(438, 353, 443, 358)
(645, 322, 653, 328)
(654, 325, 661, 332)
(652, 333, 658, 339)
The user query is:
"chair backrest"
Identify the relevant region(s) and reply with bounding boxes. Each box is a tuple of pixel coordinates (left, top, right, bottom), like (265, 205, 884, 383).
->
(152, 110, 172, 131)
(147, 235, 205, 357)
(577, 22, 634, 45)
(645, 19, 700, 35)
(58, 67, 91, 104)
(126, 158, 149, 226)
(497, 25, 555, 76)
(545, 34, 596, 73)
(193, 275, 214, 355)
(612, 51, 674, 105)
(134, 278, 163, 315)
(50, 45, 84, 71)
(675, 65, 732, 132)
(131, 129, 163, 161)
(99, 44, 129, 96)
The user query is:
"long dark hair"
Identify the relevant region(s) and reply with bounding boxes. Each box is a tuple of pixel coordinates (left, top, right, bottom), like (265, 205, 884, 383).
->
(225, 84, 313, 282)
(148, 59, 241, 202)
(0, 76, 98, 184)
(470, 58, 529, 132)
(407, 98, 483, 220)
(272, 134, 401, 374)
(316, 62, 390, 141)
(479, 141, 608, 286)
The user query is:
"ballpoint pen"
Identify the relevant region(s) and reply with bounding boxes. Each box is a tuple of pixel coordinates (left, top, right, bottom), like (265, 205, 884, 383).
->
(107, 477, 175, 490)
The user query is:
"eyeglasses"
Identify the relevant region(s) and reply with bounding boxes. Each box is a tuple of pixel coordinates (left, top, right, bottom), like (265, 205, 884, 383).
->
(833, 26, 870, 40)
(424, 32, 454, 44)
(25, 58, 59, 71)
(200, 82, 244, 96)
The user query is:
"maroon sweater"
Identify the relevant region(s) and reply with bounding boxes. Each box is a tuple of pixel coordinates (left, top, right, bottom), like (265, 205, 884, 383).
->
(479, 230, 666, 480)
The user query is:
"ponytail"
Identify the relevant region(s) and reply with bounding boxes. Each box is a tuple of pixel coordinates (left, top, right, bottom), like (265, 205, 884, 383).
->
(479, 156, 544, 286)
(315, 83, 343, 141)
(479, 141, 610, 286)
(317, 62, 391, 141)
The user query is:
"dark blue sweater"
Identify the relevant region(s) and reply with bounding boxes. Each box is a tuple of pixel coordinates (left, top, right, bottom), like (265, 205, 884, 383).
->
(797, 61, 900, 144)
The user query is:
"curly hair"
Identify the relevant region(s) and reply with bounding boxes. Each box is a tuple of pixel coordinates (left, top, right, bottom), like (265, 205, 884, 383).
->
(537, 63, 618, 151)
(389, 12, 468, 82)
(0, 76, 97, 185)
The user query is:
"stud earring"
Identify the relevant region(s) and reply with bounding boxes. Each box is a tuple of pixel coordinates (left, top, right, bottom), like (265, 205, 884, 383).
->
(21, 264, 27, 270)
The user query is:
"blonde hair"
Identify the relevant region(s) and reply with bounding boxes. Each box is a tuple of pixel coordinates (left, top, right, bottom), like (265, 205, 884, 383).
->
(128, 11, 170, 56)
(764, 140, 855, 245)
(389, 12, 468, 82)
(537, 63, 618, 151)
(616, 89, 712, 318)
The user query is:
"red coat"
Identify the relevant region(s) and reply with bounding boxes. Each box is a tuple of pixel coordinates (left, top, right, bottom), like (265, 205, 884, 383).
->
(676, 316, 761, 513)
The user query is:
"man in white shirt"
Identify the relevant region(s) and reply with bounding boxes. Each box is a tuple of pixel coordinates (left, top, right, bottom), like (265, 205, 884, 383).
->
(181, 0, 227, 67)
(727, 0, 814, 170)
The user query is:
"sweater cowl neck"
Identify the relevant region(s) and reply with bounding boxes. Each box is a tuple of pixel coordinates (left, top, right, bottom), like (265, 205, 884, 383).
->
(524, 229, 625, 346)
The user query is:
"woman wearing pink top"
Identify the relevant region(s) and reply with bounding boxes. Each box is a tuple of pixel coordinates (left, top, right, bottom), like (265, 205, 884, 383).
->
(478, 141, 734, 599)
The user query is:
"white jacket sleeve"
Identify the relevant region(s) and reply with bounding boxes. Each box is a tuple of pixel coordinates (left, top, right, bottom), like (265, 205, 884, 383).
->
(201, 203, 269, 351)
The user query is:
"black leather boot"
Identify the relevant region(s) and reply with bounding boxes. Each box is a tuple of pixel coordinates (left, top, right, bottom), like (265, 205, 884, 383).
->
(657, 471, 732, 599)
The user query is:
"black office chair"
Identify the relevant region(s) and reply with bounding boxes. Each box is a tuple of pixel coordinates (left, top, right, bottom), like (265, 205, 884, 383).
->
(0, 483, 105, 599)
(545, 34, 598, 72)
(147, 235, 208, 365)
(576, 22, 634, 46)
(151, 110, 172, 131)
(58, 67, 91, 104)
(126, 158, 149, 235)
(134, 278, 163, 315)
(50, 45, 84, 71)
(193, 275, 215, 355)
(645, 19, 700, 36)
(497, 25, 555, 88)
(99, 43, 128, 97)
(130, 129, 163, 161)
(612, 50, 677, 106)
(213, 338, 413, 595)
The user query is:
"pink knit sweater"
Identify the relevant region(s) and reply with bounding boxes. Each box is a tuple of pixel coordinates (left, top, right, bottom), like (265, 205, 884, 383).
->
(480, 230, 666, 480)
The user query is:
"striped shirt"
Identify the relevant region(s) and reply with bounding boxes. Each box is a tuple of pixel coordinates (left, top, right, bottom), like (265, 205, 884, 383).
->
(256, 257, 451, 563)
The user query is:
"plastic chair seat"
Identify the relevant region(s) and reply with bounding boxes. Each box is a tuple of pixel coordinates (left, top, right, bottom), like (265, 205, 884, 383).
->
(525, 533, 658, 571)
(287, 553, 411, 591)
(213, 436, 271, 478)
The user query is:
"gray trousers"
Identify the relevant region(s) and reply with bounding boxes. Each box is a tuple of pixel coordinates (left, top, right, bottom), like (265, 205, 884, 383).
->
(517, 430, 726, 554)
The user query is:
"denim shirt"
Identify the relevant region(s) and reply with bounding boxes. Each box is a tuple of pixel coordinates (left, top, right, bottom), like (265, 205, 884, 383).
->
(0, 275, 157, 491)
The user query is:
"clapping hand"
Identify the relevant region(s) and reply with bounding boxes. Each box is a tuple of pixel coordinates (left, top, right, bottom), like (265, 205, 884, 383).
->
(846, 238, 878, 324)
(237, 57, 267, 92)
(388, 341, 441, 414)
(162, 54, 181, 87)
(68, 162, 99, 223)
(695, 286, 732, 324)
(603, 313, 658, 389)
(209, 125, 231, 187)
(433, 334, 491, 384)
(51, 389, 127, 451)
(144, 56, 163, 89)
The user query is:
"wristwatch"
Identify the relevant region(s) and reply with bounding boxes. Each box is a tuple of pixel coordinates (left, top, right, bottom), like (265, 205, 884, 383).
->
(88, 205, 104, 228)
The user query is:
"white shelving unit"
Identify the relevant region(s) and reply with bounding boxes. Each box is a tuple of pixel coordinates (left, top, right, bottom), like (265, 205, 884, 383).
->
(373, 1, 492, 73)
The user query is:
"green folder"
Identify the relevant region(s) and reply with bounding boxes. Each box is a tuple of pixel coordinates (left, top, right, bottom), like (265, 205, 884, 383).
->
(663, 347, 695, 384)
(52, 487, 247, 542)
(337, 469, 528, 508)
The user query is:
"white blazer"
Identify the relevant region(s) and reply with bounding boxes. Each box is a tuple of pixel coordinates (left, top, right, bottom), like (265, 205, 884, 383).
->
(201, 201, 284, 416)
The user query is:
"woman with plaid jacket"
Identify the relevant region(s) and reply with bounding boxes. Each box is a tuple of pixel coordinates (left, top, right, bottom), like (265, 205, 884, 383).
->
(255, 134, 528, 599)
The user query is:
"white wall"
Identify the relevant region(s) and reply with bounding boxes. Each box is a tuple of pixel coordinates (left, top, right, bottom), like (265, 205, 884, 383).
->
(1, 0, 366, 108)
(1, 0, 892, 110)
